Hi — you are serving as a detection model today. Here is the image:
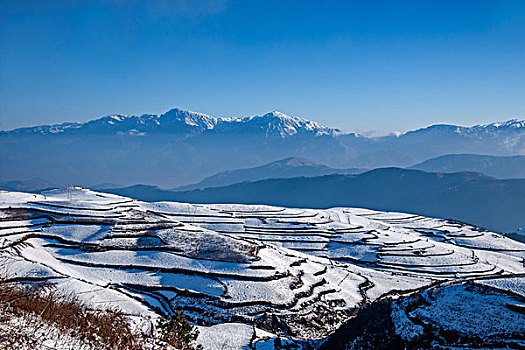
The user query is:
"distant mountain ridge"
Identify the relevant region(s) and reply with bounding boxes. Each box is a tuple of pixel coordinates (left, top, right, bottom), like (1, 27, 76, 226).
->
(1, 107, 524, 187)
(0, 178, 58, 192)
(3, 109, 339, 138)
(104, 168, 525, 233)
(405, 119, 525, 136)
(176, 157, 366, 191)
(3, 109, 524, 142)
(410, 154, 525, 179)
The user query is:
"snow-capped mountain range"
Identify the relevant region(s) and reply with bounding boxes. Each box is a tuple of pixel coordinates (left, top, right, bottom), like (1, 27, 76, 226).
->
(4, 107, 524, 139)
(404, 118, 525, 135)
(6, 109, 339, 138)
(1, 107, 524, 187)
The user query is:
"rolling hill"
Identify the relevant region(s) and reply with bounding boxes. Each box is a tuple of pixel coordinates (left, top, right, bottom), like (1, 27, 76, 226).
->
(176, 157, 366, 191)
(410, 154, 525, 179)
(1, 188, 524, 348)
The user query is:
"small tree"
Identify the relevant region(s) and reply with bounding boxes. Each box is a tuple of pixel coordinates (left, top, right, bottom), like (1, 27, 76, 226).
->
(157, 312, 202, 350)
(273, 336, 300, 349)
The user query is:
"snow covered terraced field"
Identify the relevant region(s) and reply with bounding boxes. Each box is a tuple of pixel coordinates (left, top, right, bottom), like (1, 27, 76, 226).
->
(1, 188, 524, 349)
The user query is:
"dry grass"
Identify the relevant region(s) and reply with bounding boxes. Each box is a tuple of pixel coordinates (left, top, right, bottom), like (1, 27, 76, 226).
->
(0, 279, 202, 350)
(0, 280, 143, 349)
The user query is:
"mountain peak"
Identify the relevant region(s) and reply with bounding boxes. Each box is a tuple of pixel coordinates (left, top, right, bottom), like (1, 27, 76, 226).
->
(161, 107, 212, 119)
(480, 119, 525, 129)
(262, 110, 293, 119)
(159, 108, 217, 130)
(252, 111, 338, 137)
(272, 157, 322, 167)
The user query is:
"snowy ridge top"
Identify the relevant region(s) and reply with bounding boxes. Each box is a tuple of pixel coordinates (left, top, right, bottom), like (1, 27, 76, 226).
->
(407, 118, 525, 136)
(2, 107, 523, 139)
(3, 108, 339, 138)
(216, 111, 339, 137)
(478, 118, 525, 129)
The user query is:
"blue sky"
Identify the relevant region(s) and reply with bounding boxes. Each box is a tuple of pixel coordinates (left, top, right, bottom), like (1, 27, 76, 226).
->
(1, 0, 524, 134)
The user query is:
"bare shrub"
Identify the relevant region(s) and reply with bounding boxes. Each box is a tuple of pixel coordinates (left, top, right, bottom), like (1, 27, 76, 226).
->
(0, 280, 141, 349)
(0, 279, 201, 350)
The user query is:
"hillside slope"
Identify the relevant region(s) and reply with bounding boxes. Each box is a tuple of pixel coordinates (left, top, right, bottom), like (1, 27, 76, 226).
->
(1, 188, 524, 348)
(410, 154, 525, 179)
(176, 157, 365, 191)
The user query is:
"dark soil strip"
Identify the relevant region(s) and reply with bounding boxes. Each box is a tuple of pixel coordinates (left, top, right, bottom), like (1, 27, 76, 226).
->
(55, 257, 289, 282)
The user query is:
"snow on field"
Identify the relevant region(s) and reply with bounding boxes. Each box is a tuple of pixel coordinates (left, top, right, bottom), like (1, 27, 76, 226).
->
(0, 187, 523, 349)
(197, 323, 276, 350)
(476, 275, 525, 297)
(391, 282, 525, 347)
